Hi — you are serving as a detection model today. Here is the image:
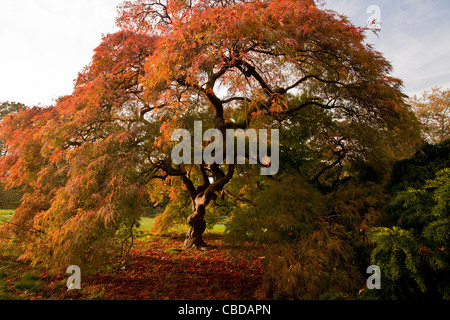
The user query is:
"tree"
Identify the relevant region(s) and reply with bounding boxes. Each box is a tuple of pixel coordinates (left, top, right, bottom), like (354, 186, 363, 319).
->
(0, 101, 27, 208)
(0, 101, 27, 119)
(389, 139, 450, 194)
(117, 0, 420, 248)
(1, 0, 421, 269)
(409, 87, 450, 145)
(0, 101, 28, 156)
(0, 183, 22, 209)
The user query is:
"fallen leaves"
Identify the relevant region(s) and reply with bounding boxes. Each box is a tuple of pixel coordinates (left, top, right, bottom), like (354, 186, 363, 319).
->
(81, 235, 263, 300)
(0, 234, 262, 300)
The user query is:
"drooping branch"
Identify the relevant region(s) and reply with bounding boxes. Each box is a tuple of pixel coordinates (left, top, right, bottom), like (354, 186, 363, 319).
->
(139, 103, 167, 118)
(2, 221, 45, 235)
(218, 189, 255, 205)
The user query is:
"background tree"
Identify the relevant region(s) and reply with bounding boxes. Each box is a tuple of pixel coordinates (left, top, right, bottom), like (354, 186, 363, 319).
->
(0, 184, 22, 209)
(389, 140, 450, 194)
(0, 101, 28, 156)
(0, 0, 421, 271)
(409, 87, 450, 145)
(0, 101, 27, 209)
(0, 101, 27, 118)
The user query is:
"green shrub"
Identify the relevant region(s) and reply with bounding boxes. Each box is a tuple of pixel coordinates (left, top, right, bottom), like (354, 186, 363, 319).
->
(369, 168, 450, 299)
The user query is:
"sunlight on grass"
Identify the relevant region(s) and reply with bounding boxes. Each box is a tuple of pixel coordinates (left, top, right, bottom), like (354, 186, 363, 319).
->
(0, 213, 225, 235)
(138, 217, 155, 233)
(209, 223, 226, 234)
(137, 217, 226, 236)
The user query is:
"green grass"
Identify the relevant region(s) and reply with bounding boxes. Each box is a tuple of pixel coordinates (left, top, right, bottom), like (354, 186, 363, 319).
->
(0, 280, 10, 294)
(0, 211, 225, 236)
(14, 273, 43, 293)
(164, 248, 183, 255)
(209, 223, 226, 234)
(138, 217, 156, 233)
(137, 217, 226, 236)
(0, 209, 14, 223)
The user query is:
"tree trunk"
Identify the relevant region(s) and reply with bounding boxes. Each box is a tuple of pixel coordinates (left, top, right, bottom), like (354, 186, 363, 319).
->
(179, 164, 235, 250)
(182, 205, 207, 250)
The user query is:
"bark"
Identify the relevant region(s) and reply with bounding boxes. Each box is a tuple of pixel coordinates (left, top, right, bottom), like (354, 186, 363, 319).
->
(182, 205, 207, 250)
(181, 164, 235, 250)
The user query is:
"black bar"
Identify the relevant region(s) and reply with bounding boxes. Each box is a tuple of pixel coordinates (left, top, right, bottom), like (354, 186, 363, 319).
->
(1, 300, 448, 318)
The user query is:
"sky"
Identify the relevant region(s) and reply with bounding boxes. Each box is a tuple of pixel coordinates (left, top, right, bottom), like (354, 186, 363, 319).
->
(0, 0, 449, 107)
(324, 0, 450, 97)
(0, 0, 122, 107)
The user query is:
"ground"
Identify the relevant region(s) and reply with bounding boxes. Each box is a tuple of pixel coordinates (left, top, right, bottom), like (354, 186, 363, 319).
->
(0, 210, 263, 300)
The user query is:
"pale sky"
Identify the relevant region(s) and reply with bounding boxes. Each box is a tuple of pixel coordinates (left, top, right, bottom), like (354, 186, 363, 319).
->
(324, 0, 450, 97)
(0, 0, 122, 107)
(0, 0, 449, 107)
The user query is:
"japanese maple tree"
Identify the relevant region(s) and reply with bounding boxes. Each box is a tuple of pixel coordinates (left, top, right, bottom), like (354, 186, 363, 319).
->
(0, 0, 419, 269)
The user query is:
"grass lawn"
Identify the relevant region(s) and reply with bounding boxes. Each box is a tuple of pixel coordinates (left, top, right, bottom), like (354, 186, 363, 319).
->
(138, 217, 226, 236)
(0, 209, 14, 223)
(0, 212, 225, 234)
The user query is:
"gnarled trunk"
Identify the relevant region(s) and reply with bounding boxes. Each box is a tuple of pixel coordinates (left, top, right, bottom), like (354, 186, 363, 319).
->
(180, 164, 235, 250)
(182, 205, 207, 250)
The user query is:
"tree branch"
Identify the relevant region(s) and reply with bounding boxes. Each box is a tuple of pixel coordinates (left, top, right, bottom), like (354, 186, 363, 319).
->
(220, 189, 254, 205)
